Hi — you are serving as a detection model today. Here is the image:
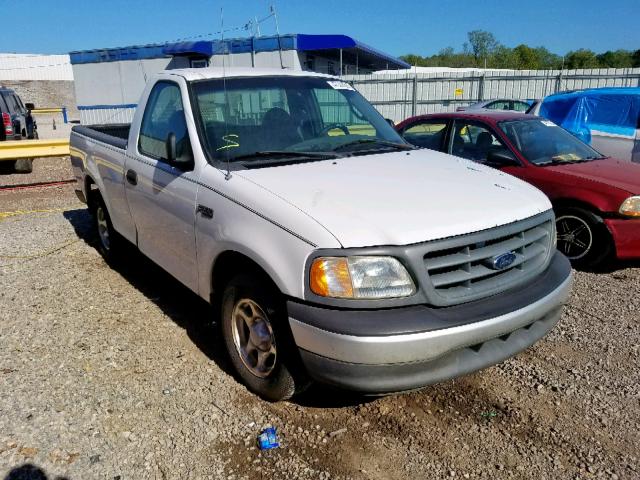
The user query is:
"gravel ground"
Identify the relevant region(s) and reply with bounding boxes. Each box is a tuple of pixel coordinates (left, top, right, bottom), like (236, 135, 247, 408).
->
(0, 156, 73, 189)
(0, 185, 639, 480)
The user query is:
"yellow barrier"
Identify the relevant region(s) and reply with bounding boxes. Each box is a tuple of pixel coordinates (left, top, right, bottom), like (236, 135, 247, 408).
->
(31, 108, 64, 114)
(31, 107, 68, 123)
(0, 138, 70, 161)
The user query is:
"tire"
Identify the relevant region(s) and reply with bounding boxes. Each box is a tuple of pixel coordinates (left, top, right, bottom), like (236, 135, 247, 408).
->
(220, 273, 309, 401)
(13, 158, 33, 173)
(92, 193, 122, 262)
(555, 207, 613, 268)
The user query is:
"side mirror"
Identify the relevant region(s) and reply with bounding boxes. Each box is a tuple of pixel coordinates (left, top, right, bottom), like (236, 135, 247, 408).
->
(486, 149, 520, 168)
(25, 103, 35, 110)
(166, 132, 177, 163)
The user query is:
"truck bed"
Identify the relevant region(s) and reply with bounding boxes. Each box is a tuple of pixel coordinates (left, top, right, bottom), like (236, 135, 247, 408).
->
(71, 124, 130, 150)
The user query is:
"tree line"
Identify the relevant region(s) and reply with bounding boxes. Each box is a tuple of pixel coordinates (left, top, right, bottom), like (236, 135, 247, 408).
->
(401, 31, 640, 70)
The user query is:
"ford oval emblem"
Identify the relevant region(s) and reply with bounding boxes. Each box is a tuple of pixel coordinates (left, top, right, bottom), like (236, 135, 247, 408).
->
(486, 252, 517, 270)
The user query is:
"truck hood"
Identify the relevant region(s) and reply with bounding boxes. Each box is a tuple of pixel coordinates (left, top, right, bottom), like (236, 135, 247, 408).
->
(237, 150, 552, 248)
(544, 157, 640, 195)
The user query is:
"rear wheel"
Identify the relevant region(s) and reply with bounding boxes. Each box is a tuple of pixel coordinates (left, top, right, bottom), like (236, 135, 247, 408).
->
(555, 207, 612, 268)
(13, 159, 33, 173)
(221, 274, 309, 401)
(92, 193, 123, 262)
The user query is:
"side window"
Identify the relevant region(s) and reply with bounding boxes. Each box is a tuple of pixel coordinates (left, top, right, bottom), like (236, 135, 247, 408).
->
(487, 101, 511, 111)
(401, 121, 448, 150)
(450, 121, 508, 163)
(139, 82, 192, 163)
(513, 101, 530, 112)
(13, 95, 25, 112)
(2, 93, 18, 112)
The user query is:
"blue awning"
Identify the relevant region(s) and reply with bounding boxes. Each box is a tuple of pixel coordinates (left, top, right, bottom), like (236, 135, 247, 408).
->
(70, 33, 409, 70)
(294, 34, 410, 70)
(162, 41, 215, 57)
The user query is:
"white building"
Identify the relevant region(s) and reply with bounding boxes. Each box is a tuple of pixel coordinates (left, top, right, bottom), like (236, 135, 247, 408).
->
(69, 34, 410, 124)
(0, 53, 73, 81)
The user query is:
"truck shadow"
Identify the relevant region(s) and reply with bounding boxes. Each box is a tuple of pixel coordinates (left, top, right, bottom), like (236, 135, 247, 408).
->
(3, 463, 68, 480)
(62, 208, 372, 407)
(62, 208, 238, 384)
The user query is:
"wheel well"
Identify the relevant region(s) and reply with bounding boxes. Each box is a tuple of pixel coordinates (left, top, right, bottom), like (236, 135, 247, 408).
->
(552, 198, 604, 221)
(210, 251, 278, 305)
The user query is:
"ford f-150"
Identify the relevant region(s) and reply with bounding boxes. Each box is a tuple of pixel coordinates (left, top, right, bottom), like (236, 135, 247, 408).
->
(70, 68, 572, 401)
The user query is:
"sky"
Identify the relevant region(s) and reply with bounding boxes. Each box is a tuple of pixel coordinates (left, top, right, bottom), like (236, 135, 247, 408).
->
(1, 0, 638, 57)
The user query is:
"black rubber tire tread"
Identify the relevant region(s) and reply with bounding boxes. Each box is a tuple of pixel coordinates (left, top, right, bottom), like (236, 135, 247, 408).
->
(13, 159, 33, 173)
(555, 206, 613, 269)
(220, 273, 309, 402)
(92, 193, 124, 263)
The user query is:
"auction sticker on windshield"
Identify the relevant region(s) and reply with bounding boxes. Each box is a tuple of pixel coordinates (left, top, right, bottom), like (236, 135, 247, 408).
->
(327, 80, 355, 91)
(541, 120, 557, 127)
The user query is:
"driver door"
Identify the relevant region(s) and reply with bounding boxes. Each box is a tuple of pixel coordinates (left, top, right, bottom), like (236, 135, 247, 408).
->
(124, 81, 199, 291)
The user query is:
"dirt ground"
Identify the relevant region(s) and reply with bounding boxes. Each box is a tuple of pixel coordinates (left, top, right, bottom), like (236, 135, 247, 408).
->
(0, 177, 639, 480)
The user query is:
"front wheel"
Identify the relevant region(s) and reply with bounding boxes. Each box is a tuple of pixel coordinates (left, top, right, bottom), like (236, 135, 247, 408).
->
(221, 274, 309, 401)
(555, 207, 612, 268)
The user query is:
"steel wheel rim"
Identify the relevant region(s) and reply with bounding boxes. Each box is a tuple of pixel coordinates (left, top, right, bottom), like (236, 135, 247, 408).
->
(231, 298, 277, 378)
(556, 215, 593, 260)
(96, 206, 111, 251)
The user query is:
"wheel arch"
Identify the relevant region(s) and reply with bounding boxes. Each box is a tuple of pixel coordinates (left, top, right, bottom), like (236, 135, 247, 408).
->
(210, 250, 283, 307)
(551, 197, 605, 223)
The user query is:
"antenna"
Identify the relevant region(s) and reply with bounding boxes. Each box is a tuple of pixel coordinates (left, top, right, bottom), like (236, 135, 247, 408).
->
(220, 7, 232, 180)
(271, 5, 284, 69)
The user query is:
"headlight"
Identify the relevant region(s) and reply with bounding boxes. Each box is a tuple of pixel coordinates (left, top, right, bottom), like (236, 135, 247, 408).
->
(619, 196, 640, 217)
(310, 256, 416, 299)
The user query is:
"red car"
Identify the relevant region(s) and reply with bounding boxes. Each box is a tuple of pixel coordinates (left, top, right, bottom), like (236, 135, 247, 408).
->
(396, 111, 640, 267)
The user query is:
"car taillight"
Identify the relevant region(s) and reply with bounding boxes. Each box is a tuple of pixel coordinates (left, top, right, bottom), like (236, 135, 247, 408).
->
(2, 112, 13, 135)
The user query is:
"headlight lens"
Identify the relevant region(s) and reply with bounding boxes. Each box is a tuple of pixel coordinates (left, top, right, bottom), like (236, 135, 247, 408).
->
(310, 256, 416, 299)
(619, 196, 640, 217)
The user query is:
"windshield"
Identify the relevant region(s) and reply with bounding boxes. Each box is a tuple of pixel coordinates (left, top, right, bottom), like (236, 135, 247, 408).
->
(498, 118, 606, 165)
(191, 76, 407, 165)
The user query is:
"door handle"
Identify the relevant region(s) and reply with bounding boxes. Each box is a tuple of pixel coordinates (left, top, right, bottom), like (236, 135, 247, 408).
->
(126, 169, 137, 185)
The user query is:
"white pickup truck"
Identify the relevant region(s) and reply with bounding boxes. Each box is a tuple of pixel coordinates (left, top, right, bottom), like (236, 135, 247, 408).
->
(70, 68, 572, 401)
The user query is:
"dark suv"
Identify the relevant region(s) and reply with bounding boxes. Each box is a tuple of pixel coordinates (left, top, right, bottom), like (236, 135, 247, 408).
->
(0, 86, 37, 172)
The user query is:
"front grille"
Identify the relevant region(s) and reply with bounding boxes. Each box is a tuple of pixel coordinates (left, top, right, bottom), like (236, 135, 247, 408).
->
(421, 212, 555, 306)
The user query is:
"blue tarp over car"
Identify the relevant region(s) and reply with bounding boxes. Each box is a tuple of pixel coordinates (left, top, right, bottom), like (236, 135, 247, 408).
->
(539, 87, 640, 144)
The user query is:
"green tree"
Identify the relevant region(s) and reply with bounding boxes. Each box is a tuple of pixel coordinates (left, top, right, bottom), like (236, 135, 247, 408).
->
(565, 49, 600, 69)
(467, 30, 498, 67)
(597, 50, 634, 68)
(533, 47, 563, 69)
(634, 50, 640, 67)
(491, 46, 516, 69)
(512, 44, 540, 69)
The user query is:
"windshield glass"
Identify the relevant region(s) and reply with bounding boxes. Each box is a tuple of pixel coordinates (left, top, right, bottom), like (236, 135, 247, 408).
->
(191, 76, 406, 164)
(498, 118, 605, 165)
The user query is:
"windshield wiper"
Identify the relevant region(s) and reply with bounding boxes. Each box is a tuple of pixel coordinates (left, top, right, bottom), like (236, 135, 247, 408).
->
(228, 150, 342, 168)
(539, 155, 609, 166)
(230, 150, 341, 163)
(333, 138, 415, 153)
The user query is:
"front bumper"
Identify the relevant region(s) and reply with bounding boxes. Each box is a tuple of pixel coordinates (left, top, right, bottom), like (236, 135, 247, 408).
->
(288, 252, 572, 393)
(605, 218, 640, 260)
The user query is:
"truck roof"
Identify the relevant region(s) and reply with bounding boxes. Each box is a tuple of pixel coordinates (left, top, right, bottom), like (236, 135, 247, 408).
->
(163, 67, 337, 82)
